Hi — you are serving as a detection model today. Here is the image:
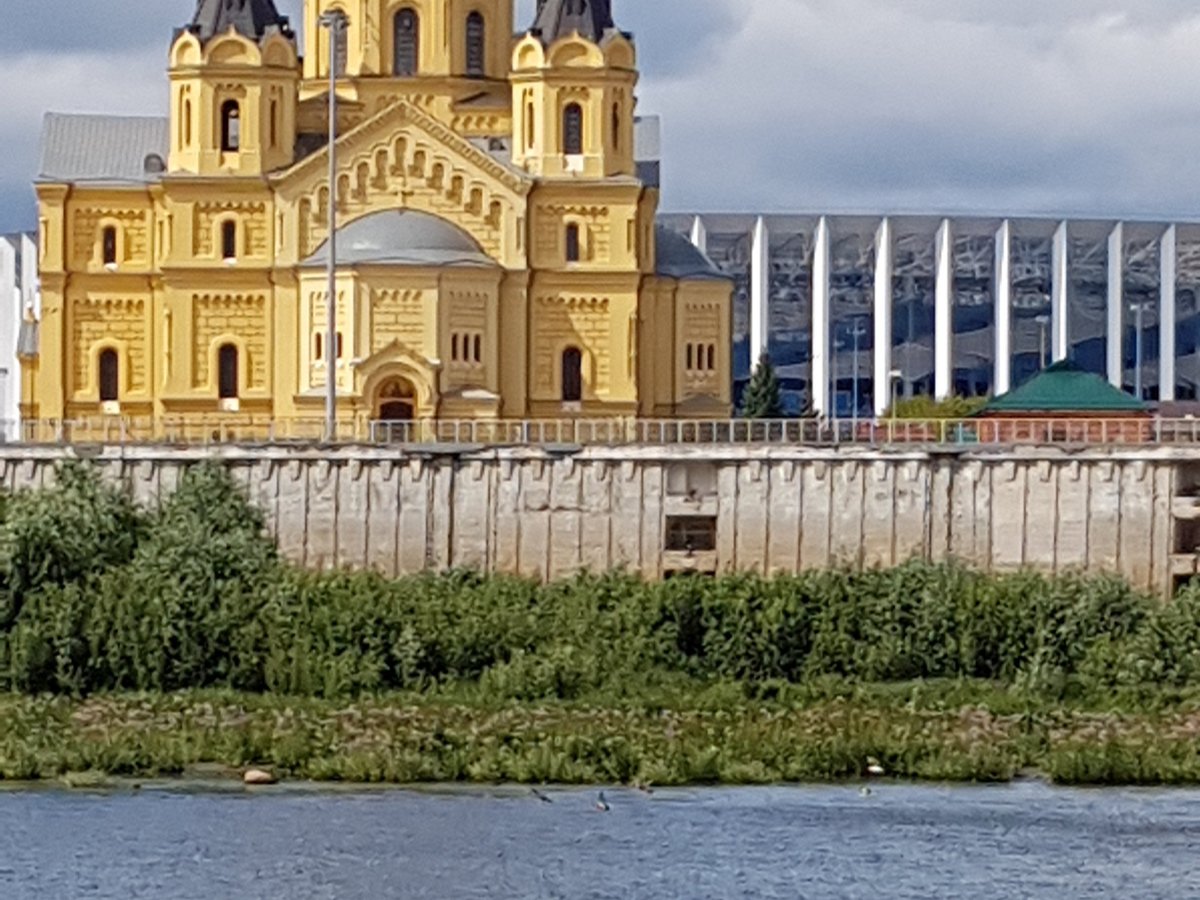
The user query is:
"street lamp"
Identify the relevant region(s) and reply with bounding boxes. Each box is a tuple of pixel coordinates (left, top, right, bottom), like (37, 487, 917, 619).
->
(849, 316, 868, 433)
(1130, 300, 1153, 400)
(888, 368, 904, 439)
(1034, 314, 1050, 371)
(319, 9, 349, 442)
(831, 335, 845, 424)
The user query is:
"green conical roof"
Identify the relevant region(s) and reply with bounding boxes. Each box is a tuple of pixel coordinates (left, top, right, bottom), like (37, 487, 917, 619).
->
(982, 361, 1147, 414)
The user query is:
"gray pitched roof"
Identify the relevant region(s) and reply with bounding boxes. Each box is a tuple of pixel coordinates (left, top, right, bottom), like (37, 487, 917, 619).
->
(303, 210, 497, 268)
(655, 226, 728, 281)
(38, 114, 169, 185)
(529, 0, 624, 45)
(187, 0, 292, 44)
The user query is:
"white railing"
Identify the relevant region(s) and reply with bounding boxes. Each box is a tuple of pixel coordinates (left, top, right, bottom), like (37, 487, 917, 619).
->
(2, 415, 1199, 448)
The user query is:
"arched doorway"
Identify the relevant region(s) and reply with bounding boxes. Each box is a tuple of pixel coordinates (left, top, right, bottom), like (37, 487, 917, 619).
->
(376, 377, 416, 422)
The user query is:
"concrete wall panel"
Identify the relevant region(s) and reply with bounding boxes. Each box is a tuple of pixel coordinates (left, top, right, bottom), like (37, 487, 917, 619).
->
(0, 445, 1182, 596)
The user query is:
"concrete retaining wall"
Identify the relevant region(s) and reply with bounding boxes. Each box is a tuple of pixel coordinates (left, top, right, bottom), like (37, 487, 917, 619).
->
(0, 444, 1194, 596)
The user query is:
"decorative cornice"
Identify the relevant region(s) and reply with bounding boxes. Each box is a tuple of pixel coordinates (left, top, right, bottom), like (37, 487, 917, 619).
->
(272, 99, 532, 196)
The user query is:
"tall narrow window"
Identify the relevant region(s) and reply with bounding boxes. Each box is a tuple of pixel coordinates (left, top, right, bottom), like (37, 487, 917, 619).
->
(612, 102, 620, 151)
(337, 332, 344, 359)
(563, 103, 583, 155)
(99, 349, 119, 402)
(394, 9, 419, 76)
(218, 344, 239, 399)
(269, 99, 279, 148)
(465, 11, 485, 77)
(473, 334, 482, 364)
(707, 344, 716, 372)
(183, 99, 193, 147)
(221, 220, 238, 261)
(562, 347, 583, 403)
(565, 223, 581, 263)
(525, 99, 535, 150)
(315, 333, 323, 361)
(221, 100, 241, 152)
(101, 226, 117, 266)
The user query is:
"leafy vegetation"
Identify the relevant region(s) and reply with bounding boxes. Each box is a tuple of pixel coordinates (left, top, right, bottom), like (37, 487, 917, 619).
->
(0, 461, 1198, 786)
(888, 395, 989, 420)
(741, 354, 785, 419)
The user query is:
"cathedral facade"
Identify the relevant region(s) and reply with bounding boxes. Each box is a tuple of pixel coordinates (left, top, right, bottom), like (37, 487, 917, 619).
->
(28, 0, 731, 434)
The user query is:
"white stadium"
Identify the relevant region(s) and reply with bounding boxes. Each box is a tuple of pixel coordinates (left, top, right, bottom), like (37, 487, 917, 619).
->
(660, 213, 1200, 417)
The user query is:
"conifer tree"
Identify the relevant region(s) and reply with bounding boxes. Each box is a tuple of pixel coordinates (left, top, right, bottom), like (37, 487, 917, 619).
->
(741, 354, 784, 419)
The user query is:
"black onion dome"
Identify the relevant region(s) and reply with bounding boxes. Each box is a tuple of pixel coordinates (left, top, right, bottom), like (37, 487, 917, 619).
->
(529, 0, 625, 46)
(186, 0, 292, 44)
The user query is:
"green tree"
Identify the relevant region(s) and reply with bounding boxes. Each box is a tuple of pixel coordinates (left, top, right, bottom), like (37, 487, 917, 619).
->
(741, 354, 785, 419)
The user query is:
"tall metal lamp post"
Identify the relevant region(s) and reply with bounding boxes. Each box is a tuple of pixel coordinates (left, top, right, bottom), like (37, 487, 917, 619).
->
(319, 9, 349, 442)
(849, 316, 868, 432)
(1034, 314, 1050, 371)
(1130, 300, 1153, 400)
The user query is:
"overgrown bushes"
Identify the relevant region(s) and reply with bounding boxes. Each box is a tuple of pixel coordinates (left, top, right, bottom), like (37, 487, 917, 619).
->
(0, 461, 1198, 700)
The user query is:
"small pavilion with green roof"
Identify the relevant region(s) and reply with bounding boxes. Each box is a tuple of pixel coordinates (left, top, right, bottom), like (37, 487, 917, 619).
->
(979, 361, 1149, 418)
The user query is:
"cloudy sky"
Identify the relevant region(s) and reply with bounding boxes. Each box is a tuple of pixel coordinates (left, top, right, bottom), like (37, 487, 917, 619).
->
(4, 0, 1200, 233)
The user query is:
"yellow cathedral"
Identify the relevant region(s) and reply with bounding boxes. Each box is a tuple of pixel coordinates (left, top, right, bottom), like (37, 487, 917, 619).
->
(27, 0, 732, 436)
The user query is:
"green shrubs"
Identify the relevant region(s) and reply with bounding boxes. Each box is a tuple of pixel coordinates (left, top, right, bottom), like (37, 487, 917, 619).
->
(0, 460, 1199, 704)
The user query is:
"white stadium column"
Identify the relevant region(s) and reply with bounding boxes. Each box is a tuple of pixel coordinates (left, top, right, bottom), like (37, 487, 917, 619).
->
(1052, 221, 1070, 362)
(689, 215, 707, 256)
(1107, 223, 1124, 387)
(873, 217, 894, 417)
(750, 216, 769, 369)
(994, 220, 1013, 396)
(812, 217, 832, 416)
(934, 219, 953, 400)
(1160, 224, 1178, 402)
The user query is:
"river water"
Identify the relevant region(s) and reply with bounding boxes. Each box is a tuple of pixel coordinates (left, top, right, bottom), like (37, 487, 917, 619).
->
(1, 781, 1198, 899)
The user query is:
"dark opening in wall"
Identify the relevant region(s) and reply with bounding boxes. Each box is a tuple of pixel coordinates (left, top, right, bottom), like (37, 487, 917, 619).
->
(665, 516, 718, 553)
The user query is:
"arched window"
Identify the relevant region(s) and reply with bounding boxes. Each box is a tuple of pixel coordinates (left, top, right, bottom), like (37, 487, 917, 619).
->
(218, 344, 239, 399)
(394, 9, 419, 76)
(451, 334, 460, 361)
(563, 103, 583, 155)
(221, 100, 241, 152)
(562, 347, 583, 403)
(686, 344, 694, 371)
(465, 11, 485, 77)
(221, 220, 238, 261)
(565, 223, 581, 263)
(99, 349, 119, 402)
(707, 344, 716, 372)
(101, 226, 118, 266)
(473, 334, 482, 363)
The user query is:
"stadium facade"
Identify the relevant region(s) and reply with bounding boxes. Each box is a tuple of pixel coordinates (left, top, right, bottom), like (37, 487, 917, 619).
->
(660, 213, 1200, 417)
(0, 232, 36, 434)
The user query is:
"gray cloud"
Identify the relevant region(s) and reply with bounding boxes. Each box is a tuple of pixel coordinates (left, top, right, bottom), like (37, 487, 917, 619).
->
(5, 0, 1200, 232)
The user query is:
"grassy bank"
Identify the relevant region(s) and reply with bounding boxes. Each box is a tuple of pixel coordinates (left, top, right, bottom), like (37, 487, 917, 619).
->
(4, 684, 1200, 787)
(2, 463, 1200, 787)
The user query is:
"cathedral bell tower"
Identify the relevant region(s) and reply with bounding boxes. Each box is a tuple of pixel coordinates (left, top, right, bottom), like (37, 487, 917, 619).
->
(301, 0, 514, 83)
(510, 0, 639, 179)
(169, 0, 300, 176)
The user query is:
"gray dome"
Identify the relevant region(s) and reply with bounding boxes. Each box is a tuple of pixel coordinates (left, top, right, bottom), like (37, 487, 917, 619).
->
(655, 226, 728, 281)
(303, 210, 496, 268)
